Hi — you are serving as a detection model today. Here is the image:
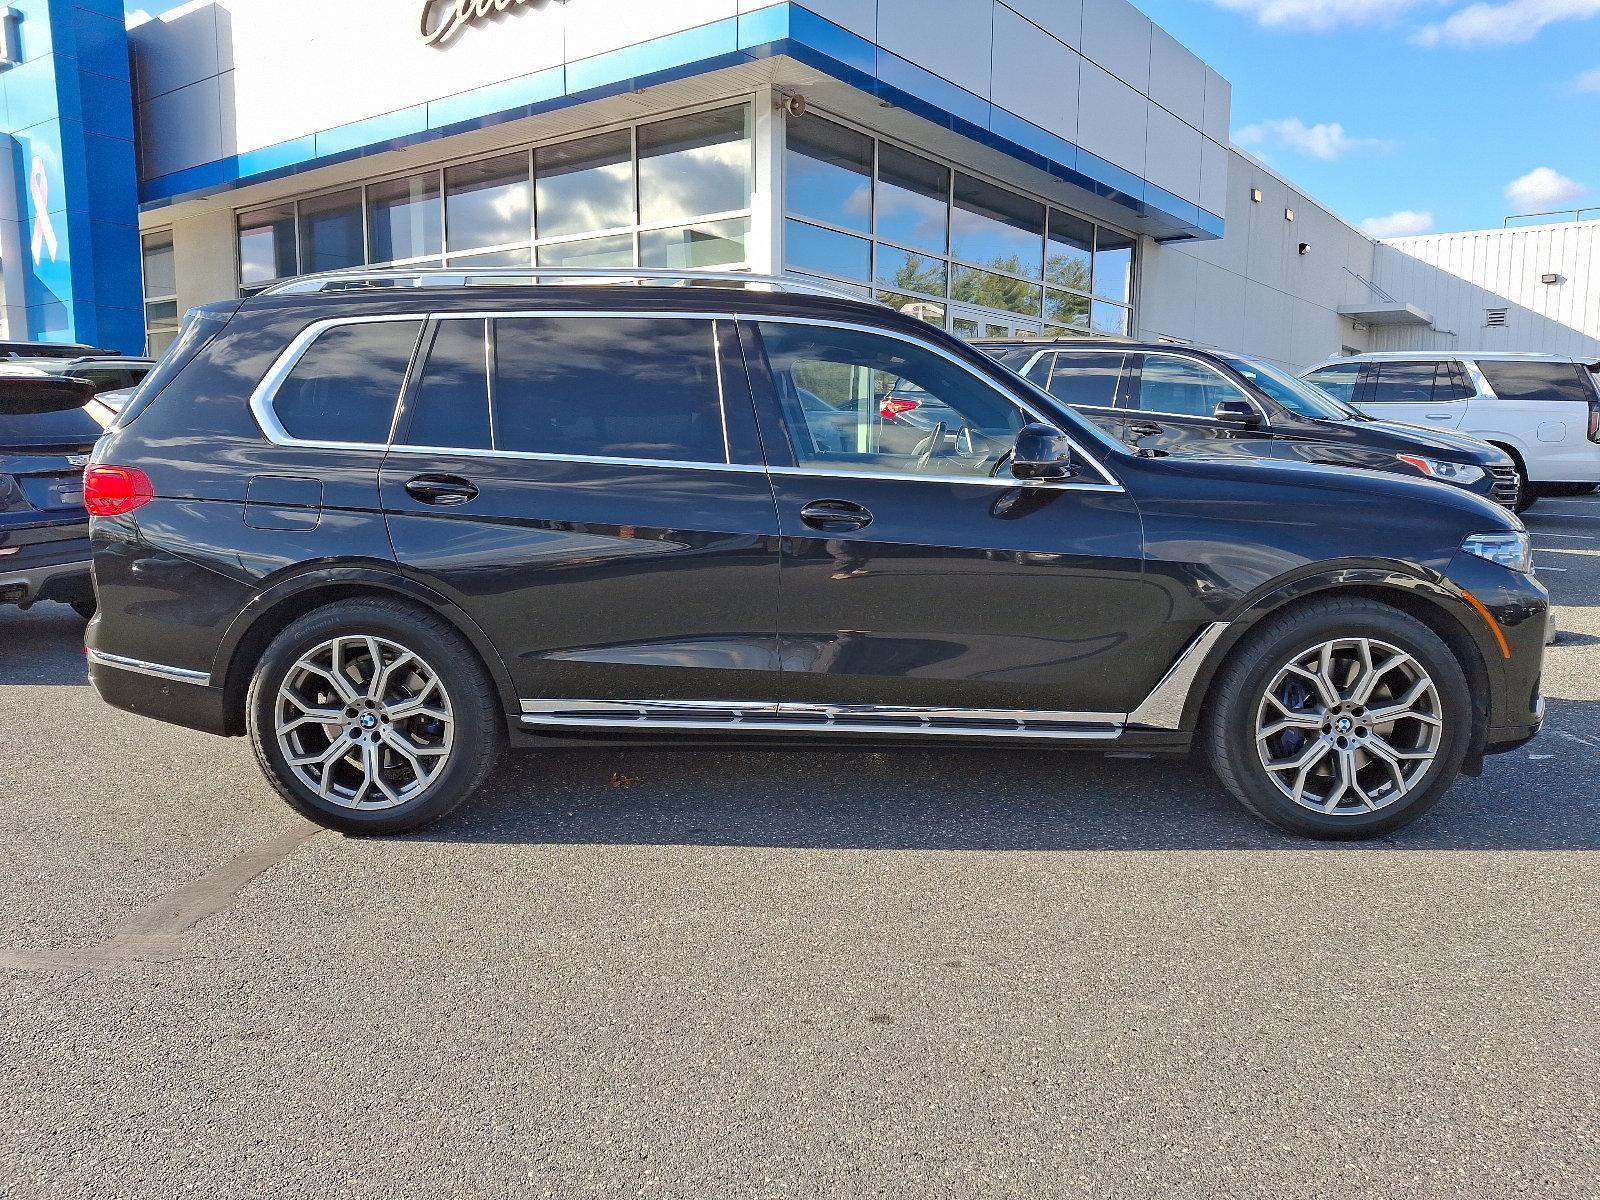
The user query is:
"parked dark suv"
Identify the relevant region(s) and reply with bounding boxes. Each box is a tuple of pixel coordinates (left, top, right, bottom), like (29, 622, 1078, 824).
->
(1, 368, 103, 617)
(86, 270, 1548, 841)
(979, 338, 1523, 509)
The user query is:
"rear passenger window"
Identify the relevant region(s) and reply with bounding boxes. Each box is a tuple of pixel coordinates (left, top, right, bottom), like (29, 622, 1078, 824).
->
(274, 320, 422, 444)
(403, 320, 491, 451)
(1367, 361, 1446, 404)
(491, 317, 727, 463)
(1476, 360, 1596, 405)
(1038, 352, 1127, 409)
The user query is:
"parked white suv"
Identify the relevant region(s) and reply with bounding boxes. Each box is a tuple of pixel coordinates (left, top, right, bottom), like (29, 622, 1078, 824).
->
(1300, 352, 1600, 512)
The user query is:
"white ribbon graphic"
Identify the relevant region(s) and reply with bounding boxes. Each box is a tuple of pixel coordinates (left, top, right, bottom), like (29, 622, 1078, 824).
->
(30, 156, 58, 266)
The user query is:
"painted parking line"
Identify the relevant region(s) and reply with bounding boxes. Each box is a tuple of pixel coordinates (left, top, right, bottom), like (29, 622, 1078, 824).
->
(1534, 546, 1600, 558)
(1532, 532, 1600, 540)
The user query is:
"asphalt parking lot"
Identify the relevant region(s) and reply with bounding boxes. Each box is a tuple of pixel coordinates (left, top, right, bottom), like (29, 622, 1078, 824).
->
(4, 499, 1599, 1199)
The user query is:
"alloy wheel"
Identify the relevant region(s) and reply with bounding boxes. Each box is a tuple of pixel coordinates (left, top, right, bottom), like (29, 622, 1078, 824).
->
(274, 635, 454, 811)
(1254, 637, 1443, 816)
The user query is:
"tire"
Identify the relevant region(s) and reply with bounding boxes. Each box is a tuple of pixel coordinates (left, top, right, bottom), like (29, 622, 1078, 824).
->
(246, 598, 504, 835)
(69, 599, 96, 620)
(1537, 482, 1600, 497)
(1204, 598, 1472, 840)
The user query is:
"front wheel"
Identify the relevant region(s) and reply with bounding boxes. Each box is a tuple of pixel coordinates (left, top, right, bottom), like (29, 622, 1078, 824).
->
(246, 598, 504, 835)
(1205, 599, 1472, 840)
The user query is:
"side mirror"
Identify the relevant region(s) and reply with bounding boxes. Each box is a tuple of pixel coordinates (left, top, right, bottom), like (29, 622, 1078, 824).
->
(1213, 398, 1262, 427)
(1011, 422, 1078, 482)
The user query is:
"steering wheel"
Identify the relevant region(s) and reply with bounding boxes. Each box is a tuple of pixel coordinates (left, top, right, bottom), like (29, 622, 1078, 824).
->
(912, 421, 948, 471)
(988, 447, 1015, 478)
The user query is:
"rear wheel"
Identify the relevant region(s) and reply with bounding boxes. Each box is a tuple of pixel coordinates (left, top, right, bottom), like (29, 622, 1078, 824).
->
(1205, 599, 1472, 839)
(247, 599, 504, 834)
(69, 599, 96, 621)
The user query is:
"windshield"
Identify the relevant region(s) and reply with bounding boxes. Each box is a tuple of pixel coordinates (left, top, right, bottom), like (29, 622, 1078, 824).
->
(1215, 353, 1356, 421)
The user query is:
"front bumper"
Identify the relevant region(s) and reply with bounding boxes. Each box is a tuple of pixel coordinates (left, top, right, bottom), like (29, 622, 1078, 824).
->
(1443, 551, 1548, 754)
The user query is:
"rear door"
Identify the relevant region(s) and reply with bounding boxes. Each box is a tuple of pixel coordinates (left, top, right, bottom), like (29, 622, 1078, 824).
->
(1356, 360, 1466, 429)
(380, 311, 783, 709)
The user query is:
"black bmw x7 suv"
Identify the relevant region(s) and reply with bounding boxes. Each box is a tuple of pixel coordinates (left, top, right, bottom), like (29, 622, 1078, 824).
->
(86, 271, 1548, 841)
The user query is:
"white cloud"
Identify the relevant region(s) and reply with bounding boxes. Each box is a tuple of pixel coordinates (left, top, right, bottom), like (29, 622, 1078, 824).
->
(1234, 118, 1392, 161)
(1416, 0, 1600, 46)
(1211, 0, 1431, 31)
(1575, 67, 1600, 92)
(1360, 211, 1436, 238)
(1504, 167, 1589, 210)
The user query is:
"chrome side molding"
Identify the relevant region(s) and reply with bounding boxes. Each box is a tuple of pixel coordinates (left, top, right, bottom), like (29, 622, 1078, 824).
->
(86, 649, 212, 687)
(518, 625, 1229, 742)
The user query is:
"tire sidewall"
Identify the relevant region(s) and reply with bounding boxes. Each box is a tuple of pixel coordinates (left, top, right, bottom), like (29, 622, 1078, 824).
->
(1216, 609, 1472, 839)
(247, 603, 497, 834)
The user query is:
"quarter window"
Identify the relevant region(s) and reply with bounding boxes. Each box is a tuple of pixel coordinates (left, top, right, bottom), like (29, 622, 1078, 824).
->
(1129, 354, 1251, 418)
(1476, 359, 1596, 405)
(758, 322, 1029, 479)
(491, 317, 727, 464)
(273, 321, 423, 445)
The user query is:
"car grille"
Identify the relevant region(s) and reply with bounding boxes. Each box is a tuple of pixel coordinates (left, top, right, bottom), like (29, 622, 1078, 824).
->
(1489, 465, 1521, 508)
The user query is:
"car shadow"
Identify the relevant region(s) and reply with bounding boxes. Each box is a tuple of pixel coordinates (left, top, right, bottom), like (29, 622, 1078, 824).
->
(0, 606, 91, 685)
(419, 697, 1600, 853)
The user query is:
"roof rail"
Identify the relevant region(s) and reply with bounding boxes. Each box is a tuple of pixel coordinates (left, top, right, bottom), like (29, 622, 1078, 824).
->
(259, 266, 882, 305)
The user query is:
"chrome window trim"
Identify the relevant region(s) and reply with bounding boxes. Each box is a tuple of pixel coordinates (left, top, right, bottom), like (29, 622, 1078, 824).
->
(517, 623, 1230, 740)
(1048, 347, 1272, 428)
(764, 465, 1123, 492)
(739, 312, 1126, 490)
(383, 443, 767, 473)
(87, 649, 212, 687)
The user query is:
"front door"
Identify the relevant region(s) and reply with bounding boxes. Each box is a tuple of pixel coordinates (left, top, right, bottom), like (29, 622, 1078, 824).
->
(744, 317, 1151, 722)
(380, 312, 782, 709)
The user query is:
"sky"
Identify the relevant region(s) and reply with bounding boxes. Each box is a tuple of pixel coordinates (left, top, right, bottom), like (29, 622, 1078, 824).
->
(1134, 0, 1600, 237)
(124, 0, 1600, 238)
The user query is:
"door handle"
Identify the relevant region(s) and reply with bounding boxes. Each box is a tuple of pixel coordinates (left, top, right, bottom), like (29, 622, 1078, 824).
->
(1425, 415, 1455, 421)
(799, 499, 873, 532)
(404, 474, 479, 506)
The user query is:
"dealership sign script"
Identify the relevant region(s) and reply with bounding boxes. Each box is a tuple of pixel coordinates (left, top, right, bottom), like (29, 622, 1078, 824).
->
(420, 0, 566, 45)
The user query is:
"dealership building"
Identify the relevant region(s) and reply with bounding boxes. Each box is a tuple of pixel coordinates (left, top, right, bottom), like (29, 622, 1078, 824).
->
(0, 0, 1595, 369)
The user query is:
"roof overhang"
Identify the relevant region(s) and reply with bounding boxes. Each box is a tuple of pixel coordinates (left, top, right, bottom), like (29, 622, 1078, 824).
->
(1337, 303, 1434, 327)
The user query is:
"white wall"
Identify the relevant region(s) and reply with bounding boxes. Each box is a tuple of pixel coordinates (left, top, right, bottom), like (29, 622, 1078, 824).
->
(1368, 222, 1600, 359)
(1137, 148, 1375, 371)
(129, 0, 1228, 223)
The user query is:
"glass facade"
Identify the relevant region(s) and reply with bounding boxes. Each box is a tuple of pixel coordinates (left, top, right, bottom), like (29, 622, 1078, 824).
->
(236, 104, 753, 287)
(141, 232, 179, 356)
(785, 114, 1137, 338)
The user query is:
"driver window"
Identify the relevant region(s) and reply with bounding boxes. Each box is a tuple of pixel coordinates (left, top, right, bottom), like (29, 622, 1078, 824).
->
(1129, 353, 1252, 418)
(757, 322, 1030, 479)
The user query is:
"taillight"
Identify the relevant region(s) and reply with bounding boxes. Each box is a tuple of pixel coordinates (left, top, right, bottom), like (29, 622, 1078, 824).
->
(1588, 399, 1599, 444)
(83, 465, 154, 516)
(881, 397, 921, 420)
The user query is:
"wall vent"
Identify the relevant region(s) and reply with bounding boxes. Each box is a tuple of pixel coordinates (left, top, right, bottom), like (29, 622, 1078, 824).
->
(1485, 308, 1509, 328)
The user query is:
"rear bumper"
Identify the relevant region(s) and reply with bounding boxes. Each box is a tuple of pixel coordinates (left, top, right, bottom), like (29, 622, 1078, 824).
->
(86, 649, 232, 736)
(0, 545, 93, 607)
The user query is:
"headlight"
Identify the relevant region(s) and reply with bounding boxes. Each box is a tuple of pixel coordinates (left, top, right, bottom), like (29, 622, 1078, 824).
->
(1461, 531, 1533, 573)
(1396, 454, 1486, 486)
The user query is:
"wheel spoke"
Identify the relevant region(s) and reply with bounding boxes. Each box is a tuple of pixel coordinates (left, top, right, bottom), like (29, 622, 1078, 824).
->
(277, 708, 344, 737)
(288, 730, 354, 770)
(1257, 712, 1323, 741)
(1284, 662, 1339, 710)
(1361, 739, 1411, 799)
(297, 660, 361, 706)
(1367, 677, 1436, 725)
(1320, 750, 1356, 813)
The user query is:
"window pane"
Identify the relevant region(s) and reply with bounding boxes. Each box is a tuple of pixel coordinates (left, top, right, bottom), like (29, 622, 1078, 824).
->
(1303, 364, 1361, 405)
(272, 320, 422, 444)
(298, 189, 365, 274)
(144, 299, 179, 325)
(1477, 359, 1595, 404)
(1093, 229, 1134, 302)
(536, 232, 634, 269)
(1369, 361, 1440, 404)
(638, 106, 751, 226)
(875, 246, 947, 299)
(446, 154, 531, 252)
(1131, 354, 1247, 417)
(536, 130, 634, 239)
(1091, 301, 1129, 337)
(640, 217, 748, 269)
(403, 320, 490, 450)
(952, 266, 1041, 317)
(757, 321, 1028, 477)
(785, 116, 871, 234)
(785, 219, 870, 282)
(142, 235, 176, 298)
(1045, 289, 1090, 331)
(1046, 210, 1093, 294)
(449, 246, 533, 268)
(238, 204, 297, 285)
(493, 317, 726, 462)
(369, 173, 442, 265)
(951, 175, 1044, 278)
(1040, 352, 1126, 409)
(876, 144, 948, 254)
